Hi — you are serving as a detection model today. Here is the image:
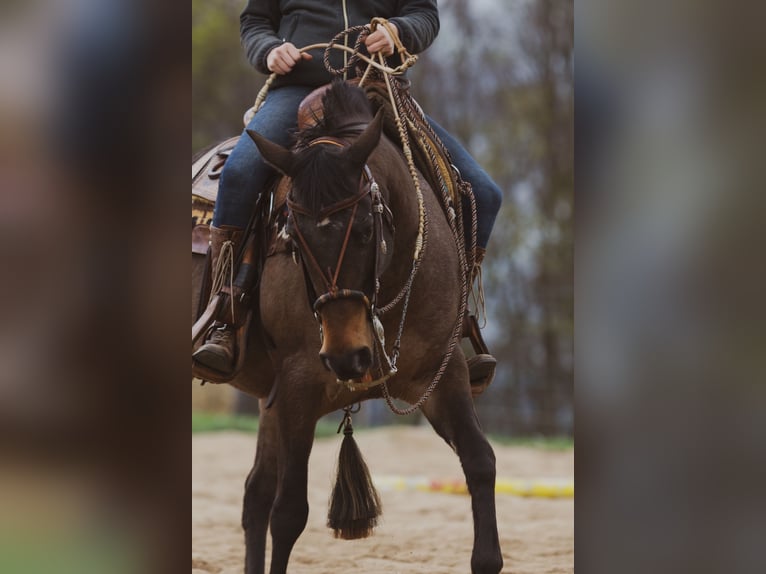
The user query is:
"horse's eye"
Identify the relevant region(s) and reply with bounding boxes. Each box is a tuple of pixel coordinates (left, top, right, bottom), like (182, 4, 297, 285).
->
(358, 218, 374, 244)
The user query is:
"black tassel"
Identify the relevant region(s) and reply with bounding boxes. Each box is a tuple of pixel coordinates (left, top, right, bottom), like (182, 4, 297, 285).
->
(327, 407, 382, 539)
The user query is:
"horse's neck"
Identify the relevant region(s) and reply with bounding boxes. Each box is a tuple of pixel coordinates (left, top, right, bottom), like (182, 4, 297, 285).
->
(384, 136, 420, 198)
(375, 140, 419, 241)
(372, 140, 429, 290)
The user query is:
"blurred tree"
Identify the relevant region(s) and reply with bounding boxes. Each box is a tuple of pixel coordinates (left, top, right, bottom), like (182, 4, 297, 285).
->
(411, 0, 573, 436)
(528, 0, 573, 436)
(192, 0, 265, 153)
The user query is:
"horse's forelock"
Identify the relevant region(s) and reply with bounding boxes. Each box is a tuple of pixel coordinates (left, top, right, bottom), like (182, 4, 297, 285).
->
(292, 146, 351, 216)
(291, 82, 373, 215)
(321, 81, 373, 130)
(295, 81, 373, 145)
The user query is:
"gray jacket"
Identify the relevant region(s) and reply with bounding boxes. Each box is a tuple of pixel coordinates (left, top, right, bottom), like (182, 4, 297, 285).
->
(241, 0, 439, 87)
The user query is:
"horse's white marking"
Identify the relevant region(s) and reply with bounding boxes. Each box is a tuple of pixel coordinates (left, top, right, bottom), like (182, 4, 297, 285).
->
(317, 217, 332, 228)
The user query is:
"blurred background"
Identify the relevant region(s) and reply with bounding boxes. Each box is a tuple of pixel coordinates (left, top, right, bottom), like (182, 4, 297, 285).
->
(192, 0, 574, 438)
(1, 1, 188, 573)
(575, 1, 766, 572)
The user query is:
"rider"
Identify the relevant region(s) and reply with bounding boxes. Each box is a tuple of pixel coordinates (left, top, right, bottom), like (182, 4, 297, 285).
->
(194, 0, 502, 385)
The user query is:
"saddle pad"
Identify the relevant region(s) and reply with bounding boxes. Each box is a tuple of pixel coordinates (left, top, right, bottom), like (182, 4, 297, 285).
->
(192, 136, 240, 252)
(192, 135, 241, 204)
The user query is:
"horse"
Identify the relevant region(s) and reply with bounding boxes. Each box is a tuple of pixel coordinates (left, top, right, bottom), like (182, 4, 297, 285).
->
(192, 80, 502, 574)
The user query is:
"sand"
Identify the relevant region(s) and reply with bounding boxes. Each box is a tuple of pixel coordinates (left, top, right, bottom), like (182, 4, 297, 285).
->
(192, 426, 573, 573)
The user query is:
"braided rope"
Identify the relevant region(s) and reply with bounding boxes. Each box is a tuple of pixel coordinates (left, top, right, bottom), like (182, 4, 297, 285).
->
(209, 240, 236, 322)
(323, 26, 369, 76)
(247, 34, 418, 122)
(362, 53, 470, 416)
(395, 88, 483, 322)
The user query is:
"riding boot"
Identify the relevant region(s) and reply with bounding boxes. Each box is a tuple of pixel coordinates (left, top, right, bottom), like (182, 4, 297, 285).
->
(193, 225, 246, 373)
(465, 247, 497, 395)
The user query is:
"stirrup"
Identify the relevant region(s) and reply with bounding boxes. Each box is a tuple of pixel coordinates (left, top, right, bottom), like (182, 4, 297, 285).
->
(467, 353, 496, 397)
(463, 312, 496, 396)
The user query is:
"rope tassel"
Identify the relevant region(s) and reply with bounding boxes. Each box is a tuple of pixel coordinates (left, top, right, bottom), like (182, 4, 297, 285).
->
(327, 407, 382, 539)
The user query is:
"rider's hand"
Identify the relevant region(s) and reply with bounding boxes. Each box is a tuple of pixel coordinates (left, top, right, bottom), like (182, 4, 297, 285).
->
(267, 42, 312, 75)
(365, 23, 399, 56)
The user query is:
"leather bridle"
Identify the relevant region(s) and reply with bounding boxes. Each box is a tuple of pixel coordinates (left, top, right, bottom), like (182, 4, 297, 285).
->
(285, 135, 400, 390)
(285, 137, 393, 319)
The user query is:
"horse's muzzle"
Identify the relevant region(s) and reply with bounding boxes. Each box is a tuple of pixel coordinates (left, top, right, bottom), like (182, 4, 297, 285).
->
(320, 346, 373, 382)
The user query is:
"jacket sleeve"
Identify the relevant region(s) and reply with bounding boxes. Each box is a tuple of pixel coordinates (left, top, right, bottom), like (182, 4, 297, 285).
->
(388, 0, 440, 55)
(240, 0, 284, 74)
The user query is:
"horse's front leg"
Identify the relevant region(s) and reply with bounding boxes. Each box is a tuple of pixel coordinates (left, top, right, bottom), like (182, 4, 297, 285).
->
(242, 398, 278, 574)
(267, 376, 320, 574)
(420, 358, 503, 574)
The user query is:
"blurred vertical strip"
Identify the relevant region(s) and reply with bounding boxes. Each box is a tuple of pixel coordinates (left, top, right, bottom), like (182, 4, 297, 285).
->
(0, 1, 189, 573)
(576, 0, 766, 572)
(409, 0, 575, 437)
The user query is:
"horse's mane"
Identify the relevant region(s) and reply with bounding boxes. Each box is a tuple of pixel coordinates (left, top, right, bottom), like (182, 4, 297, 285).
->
(291, 81, 375, 216)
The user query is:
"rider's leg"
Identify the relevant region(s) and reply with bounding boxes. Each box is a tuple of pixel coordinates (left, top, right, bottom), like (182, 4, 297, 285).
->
(212, 86, 316, 229)
(425, 116, 503, 392)
(424, 116, 503, 251)
(194, 86, 314, 373)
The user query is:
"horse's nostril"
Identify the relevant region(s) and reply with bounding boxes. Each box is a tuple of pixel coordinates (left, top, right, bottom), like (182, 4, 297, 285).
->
(321, 347, 373, 380)
(353, 347, 373, 373)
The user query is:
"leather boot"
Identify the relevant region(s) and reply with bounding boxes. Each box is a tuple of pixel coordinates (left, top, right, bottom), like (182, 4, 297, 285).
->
(465, 247, 497, 395)
(193, 225, 245, 373)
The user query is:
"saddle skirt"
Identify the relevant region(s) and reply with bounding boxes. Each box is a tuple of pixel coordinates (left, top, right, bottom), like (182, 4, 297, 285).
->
(191, 136, 240, 254)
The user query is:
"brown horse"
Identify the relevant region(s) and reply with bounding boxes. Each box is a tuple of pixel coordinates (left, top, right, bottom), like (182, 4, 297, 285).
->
(193, 81, 502, 574)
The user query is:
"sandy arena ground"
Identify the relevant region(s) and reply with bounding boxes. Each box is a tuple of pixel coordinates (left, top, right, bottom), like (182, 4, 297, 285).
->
(192, 426, 573, 573)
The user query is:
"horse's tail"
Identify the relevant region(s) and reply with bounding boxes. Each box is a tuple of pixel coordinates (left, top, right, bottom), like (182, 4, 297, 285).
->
(327, 410, 382, 539)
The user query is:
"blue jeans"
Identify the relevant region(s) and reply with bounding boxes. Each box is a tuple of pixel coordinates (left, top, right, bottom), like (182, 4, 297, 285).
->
(214, 87, 502, 249)
(426, 116, 503, 249)
(213, 86, 315, 228)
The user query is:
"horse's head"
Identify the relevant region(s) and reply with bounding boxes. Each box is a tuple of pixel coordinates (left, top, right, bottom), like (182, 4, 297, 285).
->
(248, 87, 395, 384)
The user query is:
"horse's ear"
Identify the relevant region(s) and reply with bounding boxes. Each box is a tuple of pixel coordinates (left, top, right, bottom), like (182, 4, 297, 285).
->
(247, 129, 294, 176)
(346, 109, 384, 167)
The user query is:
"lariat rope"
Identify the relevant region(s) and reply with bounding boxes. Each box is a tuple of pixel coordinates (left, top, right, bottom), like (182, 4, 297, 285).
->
(248, 23, 418, 121)
(366, 49, 470, 415)
(209, 240, 236, 323)
(248, 20, 476, 415)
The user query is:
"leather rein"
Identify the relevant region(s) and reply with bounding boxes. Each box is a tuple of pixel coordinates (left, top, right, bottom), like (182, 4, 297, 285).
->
(285, 136, 398, 390)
